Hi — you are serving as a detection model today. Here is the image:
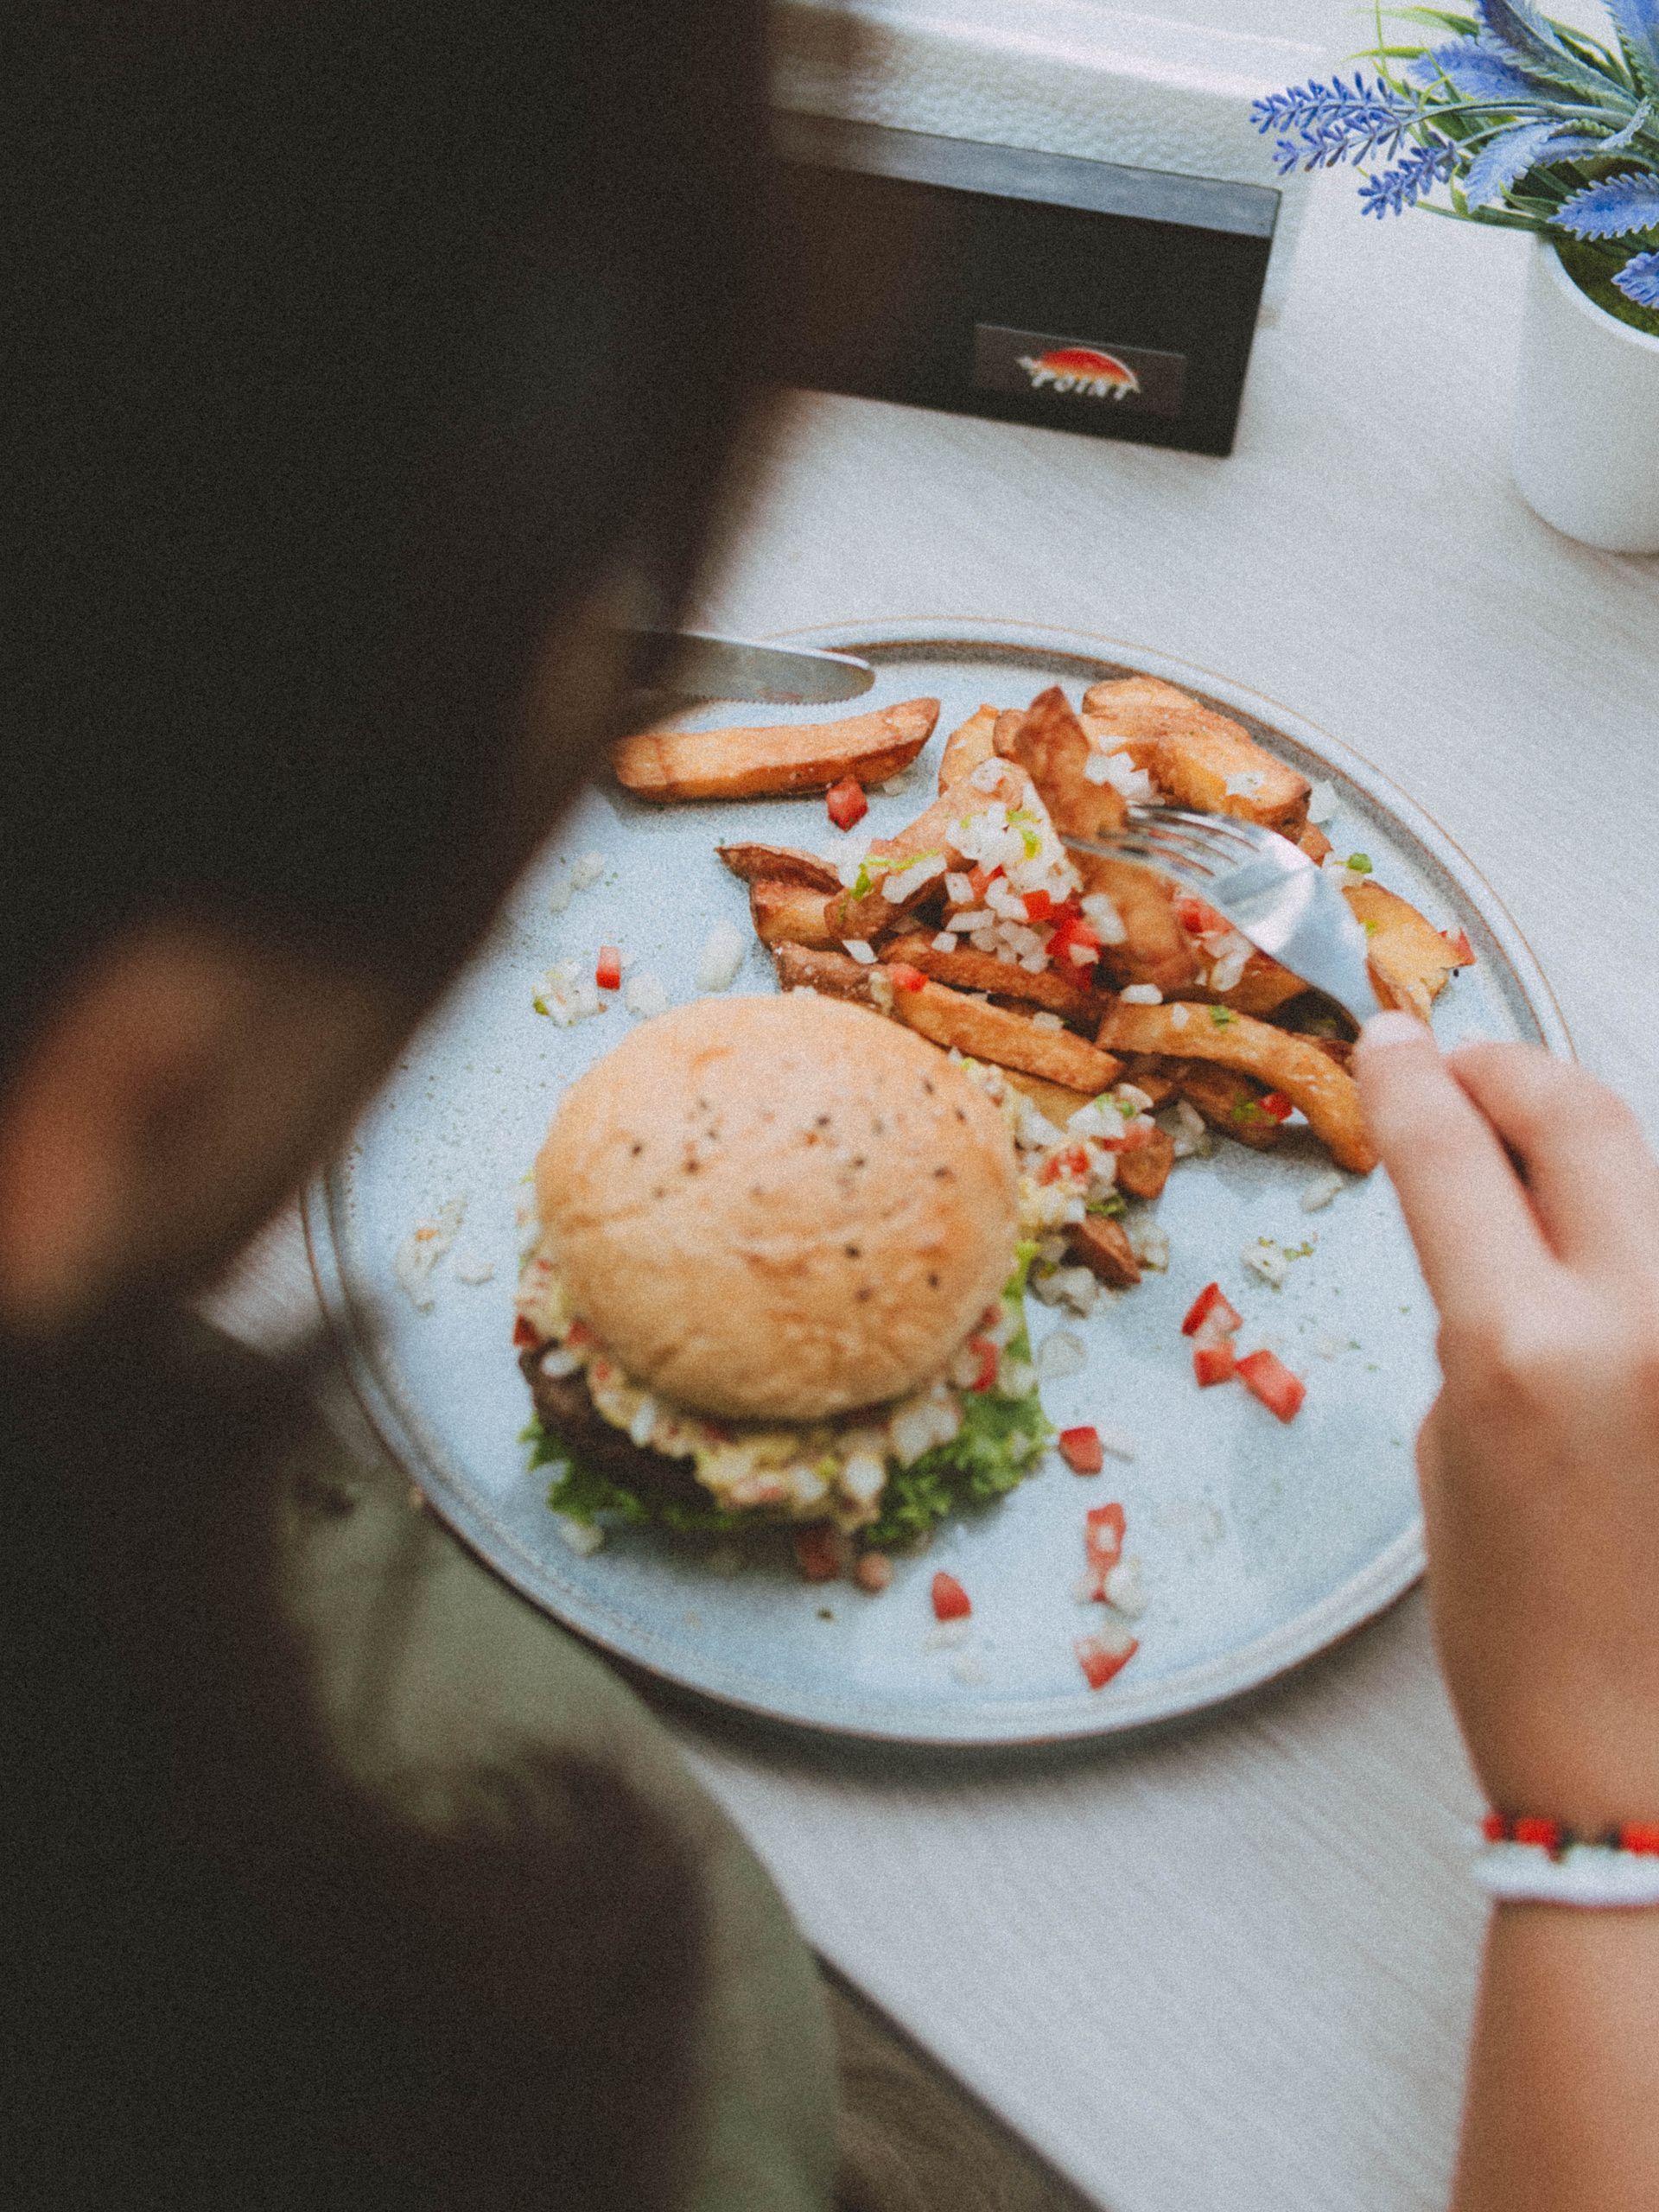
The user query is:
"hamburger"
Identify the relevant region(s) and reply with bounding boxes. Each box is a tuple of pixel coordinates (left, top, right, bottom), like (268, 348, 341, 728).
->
(514, 991, 1050, 1550)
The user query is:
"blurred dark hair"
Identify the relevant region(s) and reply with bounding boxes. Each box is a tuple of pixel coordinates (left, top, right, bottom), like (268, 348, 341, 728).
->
(0, 0, 769, 1075)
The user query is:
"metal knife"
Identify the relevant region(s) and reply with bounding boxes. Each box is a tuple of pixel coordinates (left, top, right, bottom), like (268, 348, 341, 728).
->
(629, 628, 874, 707)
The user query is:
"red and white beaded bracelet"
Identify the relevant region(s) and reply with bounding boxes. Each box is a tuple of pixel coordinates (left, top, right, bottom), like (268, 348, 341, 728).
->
(1473, 1815, 1659, 1906)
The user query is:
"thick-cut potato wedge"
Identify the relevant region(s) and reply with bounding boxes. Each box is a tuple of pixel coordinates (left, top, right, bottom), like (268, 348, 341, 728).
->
(1067, 1216, 1140, 1288)
(895, 975, 1121, 1094)
(1165, 1060, 1285, 1150)
(999, 685, 1128, 842)
(1000, 1070, 1097, 1127)
(826, 760, 1030, 943)
(1188, 948, 1308, 1020)
(992, 709, 1026, 754)
(1299, 821, 1333, 864)
(719, 842, 841, 893)
(1081, 676, 1309, 836)
(771, 942, 882, 1005)
(613, 696, 939, 803)
(1344, 880, 1466, 1022)
(1097, 1001, 1376, 1173)
(1114, 1055, 1181, 1109)
(749, 880, 837, 950)
(895, 940, 1103, 1023)
(767, 947, 1118, 1096)
(1114, 1126, 1176, 1202)
(938, 704, 1001, 792)
(1086, 857, 1200, 995)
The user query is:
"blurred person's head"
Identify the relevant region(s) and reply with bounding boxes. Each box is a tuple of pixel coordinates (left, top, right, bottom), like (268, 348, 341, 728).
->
(0, 0, 768, 1338)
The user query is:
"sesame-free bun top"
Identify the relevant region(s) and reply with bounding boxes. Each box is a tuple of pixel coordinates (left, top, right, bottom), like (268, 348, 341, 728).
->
(535, 993, 1021, 1421)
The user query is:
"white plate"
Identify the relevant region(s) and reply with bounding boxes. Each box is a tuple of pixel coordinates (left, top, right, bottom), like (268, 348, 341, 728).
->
(304, 620, 1569, 1745)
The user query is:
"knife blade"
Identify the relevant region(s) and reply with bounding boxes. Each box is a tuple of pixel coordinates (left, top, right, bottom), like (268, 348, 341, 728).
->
(629, 629, 874, 707)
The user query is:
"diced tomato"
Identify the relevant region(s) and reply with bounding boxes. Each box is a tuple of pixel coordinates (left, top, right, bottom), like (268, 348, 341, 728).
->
(1175, 895, 1226, 938)
(1022, 888, 1056, 923)
(1048, 911, 1103, 966)
(1100, 1121, 1156, 1154)
(1513, 1815, 1563, 1852)
(595, 944, 622, 990)
(1619, 1822, 1659, 1856)
(1481, 1812, 1509, 1843)
(1236, 1349, 1306, 1423)
(968, 862, 1004, 899)
(1442, 926, 1476, 967)
(1193, 1340, 1237, 1388)
(1038, 1143, 1091, 1186)
(887, 960, 927, 994)
(931, 1571, 972, 1621)
(967, 1337, 999, 1393)
(1084, 1502, 1126, 1573)
(1077, 1631, 1139, 1691)
(1258, 1090, 1294, 1124)
(512, 1313, 542, 1350)
(1181, 1282, 1243, 1338)
(826, 776, 868, 831)
(566, 1319, 594, 1347)
(794, 1525, 847, 1585)
(1058, 1426, 1103, 1475)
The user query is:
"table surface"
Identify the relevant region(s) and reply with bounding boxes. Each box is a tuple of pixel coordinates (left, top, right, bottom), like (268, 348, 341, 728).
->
(213, 28, 1659, 2209)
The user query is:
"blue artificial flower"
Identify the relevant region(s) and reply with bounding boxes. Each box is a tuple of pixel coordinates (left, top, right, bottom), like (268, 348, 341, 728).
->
(1251, 73, 1422, 174)
(1358, 136, 1461, 217)
(1475, 0, 1623, 94)
(1464, 117, 1585, 205)
(1605, 0, 1659, 99)
(1556, 169, 1659, 235)
(1614, 246, 1659, 303)
(1408, 37, 1549, 102)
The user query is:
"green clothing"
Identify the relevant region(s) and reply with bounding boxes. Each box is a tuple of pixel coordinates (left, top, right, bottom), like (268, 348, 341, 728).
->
(3, 1313, 836, 2210)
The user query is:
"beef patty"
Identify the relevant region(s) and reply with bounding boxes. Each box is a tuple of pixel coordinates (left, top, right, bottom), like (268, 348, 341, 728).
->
(519, 1349, 712, 1514)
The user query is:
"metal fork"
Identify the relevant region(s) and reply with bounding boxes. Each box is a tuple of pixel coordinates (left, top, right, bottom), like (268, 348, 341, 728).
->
(1063, 808, 1382, 1027)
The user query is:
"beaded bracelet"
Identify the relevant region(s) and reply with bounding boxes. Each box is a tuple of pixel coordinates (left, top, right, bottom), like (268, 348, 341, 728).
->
(1472, 1815, 1659, 1907)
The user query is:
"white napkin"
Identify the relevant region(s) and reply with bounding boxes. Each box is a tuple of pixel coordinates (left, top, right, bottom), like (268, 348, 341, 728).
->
(773, 0, 1332, 313)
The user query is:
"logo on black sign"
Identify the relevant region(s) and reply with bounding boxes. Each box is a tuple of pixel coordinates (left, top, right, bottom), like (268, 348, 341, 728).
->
(971, 325, 1187, 421)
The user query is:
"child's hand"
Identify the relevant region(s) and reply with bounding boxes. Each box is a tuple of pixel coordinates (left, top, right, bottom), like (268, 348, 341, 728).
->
(1357, 1014, 1659, 1834)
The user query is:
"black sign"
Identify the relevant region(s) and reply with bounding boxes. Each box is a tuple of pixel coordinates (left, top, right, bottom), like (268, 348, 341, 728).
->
(772, 114, 1277, 459)
(971, 324, 1188, 420)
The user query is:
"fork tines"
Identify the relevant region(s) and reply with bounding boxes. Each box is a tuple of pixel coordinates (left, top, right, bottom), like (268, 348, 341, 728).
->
(1108, 807, 1261, 886)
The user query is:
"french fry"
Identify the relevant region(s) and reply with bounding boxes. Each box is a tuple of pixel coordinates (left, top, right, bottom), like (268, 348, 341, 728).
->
(771, 942, 883, 1006)
(1189, 949, 1309, 1019)
(1114, 1055, 1182, 1109)
(719, 842, 841, 893)
(825, 759, 1030, 943)
(895, 939, 1104, 1023)
(1114, 1126, 1176, 1202)
(1000, 686, 1128, 842)
(1344, 880, 1467, 1022)
(749, 881, 838, 950)
(1097, 1001, 1376, 1173)
(1081, 676, 1309, 836)
(893, 973, 1122, 1093)
(1000, 1069, 1099, 1126)
(613, 696, 939, 803)
(1165, 1060, 1286, 1150)
(1088, 858, 1201, 995)
(938, 704, 1001, 792)
(1067, 1215, 1141, 1288)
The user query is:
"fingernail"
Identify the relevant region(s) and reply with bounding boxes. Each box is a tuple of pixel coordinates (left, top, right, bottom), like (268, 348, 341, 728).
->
(1359, 1011, 1431, 1052)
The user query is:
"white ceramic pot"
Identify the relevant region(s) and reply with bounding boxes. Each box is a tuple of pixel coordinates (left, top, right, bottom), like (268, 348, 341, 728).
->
(1512, 235, 1659, 554)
